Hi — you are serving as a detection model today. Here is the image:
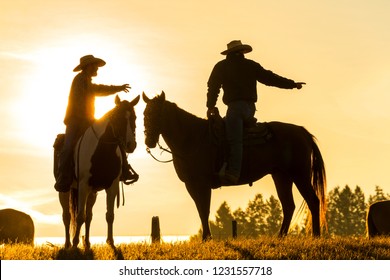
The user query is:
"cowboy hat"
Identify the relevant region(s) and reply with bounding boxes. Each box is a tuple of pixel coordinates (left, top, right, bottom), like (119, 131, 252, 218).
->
(221, 40, 252, 55)
(73, 55, 106, 72)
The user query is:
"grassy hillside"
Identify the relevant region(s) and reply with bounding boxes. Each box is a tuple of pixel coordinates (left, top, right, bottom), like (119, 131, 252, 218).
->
(1, 236, 390, 260)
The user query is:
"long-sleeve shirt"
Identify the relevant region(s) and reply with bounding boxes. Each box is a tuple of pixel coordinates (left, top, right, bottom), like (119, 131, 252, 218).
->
(206, 53, 296, 108)
(64, 71, 123, 125)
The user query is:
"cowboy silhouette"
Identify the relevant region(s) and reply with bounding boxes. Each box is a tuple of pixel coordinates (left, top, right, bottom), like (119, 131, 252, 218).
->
(206, 40, 305, 184)
(54, 55, 136, 192)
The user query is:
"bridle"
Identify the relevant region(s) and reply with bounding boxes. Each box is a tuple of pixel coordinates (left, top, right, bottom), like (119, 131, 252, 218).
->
(146, 140, 173, 163)
(144, 101, 173, 163)
(144, 101, 202, 163)
(90, 110, 136, 150)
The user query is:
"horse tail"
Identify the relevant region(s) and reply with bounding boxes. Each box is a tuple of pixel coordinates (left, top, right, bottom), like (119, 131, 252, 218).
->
(69, 187, 78, 239)
(310, 133, 327, 233)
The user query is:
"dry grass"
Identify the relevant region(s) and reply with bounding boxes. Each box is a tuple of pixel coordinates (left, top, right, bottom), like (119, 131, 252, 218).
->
(1, 236, 390, 260)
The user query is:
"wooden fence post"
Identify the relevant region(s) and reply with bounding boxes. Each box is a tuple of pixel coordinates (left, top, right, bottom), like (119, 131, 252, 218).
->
(232, 220, 237, 239)
(151, 216, 161, 243)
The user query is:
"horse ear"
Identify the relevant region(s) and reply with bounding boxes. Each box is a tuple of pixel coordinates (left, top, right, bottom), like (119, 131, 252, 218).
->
(160, 91, 166, 101)
(115, 95, 121, 105)
(130, 95, 140, 107)
(142, 92, 150, 103)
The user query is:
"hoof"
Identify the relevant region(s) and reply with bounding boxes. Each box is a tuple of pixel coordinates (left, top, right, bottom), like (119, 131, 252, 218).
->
(106, 239, 115, 248)
(64, 241, 71, 249)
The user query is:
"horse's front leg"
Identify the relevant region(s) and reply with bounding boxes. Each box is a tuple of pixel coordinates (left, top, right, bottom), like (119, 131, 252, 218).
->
(59, 191, 71, 248)
(105, 183, 119, 247)
(84, 192, 97, 249)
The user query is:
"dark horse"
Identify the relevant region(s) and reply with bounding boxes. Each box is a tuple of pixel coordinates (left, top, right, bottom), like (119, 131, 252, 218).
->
(366, 200, 390, 238)
(57, 95, 140, 249)
(143, 92, 327, 240)
(0, 208, 34, 245)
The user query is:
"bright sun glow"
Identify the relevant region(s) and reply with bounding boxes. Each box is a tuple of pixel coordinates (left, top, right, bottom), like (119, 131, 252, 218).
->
(11, 49, 70, 152)
(11, 44, 148, 153)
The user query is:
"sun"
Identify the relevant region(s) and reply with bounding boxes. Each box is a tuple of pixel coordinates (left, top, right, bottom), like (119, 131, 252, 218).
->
(11, 50, 70, 152)
(12, 45, 149, 154)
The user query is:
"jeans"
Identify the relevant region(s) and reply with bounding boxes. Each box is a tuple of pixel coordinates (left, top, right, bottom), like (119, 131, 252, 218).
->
(225, 100, 256, 177)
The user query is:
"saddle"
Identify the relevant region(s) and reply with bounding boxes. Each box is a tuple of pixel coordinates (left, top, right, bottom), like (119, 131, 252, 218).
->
(208, 111, 273, 148)
(208, 110, 273, 185)
(52, 133, 138, 189)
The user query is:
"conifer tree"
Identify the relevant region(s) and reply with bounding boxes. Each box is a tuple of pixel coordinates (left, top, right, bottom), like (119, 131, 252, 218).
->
(327, 185, 366, 236)
(368, 185, 390, 205)
(265, 195, 282, 235)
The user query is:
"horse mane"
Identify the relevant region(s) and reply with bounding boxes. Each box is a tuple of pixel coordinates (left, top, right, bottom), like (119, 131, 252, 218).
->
(97, 100, 134, 124)
(154, 100, 210, 153)
(99, 106, 118, 121)
(164, 101, 207, 128)
(162, 101, 209, 141)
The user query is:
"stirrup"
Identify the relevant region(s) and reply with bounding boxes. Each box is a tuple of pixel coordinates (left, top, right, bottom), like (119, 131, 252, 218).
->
(121, 163, 139, 185)
(122, 173, 139, 185)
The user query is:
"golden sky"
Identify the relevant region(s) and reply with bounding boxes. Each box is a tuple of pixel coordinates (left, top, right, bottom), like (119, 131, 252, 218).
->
(1, 0, 390, 238)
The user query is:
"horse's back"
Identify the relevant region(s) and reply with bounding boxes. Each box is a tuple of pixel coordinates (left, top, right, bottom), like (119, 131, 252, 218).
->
(267, 121, 310, 141)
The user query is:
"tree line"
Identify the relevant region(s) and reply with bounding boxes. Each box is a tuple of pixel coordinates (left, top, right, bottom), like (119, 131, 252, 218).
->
(201, 185, 390, 239)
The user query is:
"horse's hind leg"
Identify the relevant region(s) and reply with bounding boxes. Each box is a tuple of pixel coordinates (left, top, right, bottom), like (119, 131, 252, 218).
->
(294, 175, 320, 236)
(185, 182, 212, 241)
(72, 188, 89, 248)
(84, 192, 97, 249)
(59, 192, 71, 248)
(272, 173, 294, 236)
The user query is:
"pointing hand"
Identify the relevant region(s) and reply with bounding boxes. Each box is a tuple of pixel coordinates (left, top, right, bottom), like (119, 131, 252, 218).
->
(295, 82, 306, 89)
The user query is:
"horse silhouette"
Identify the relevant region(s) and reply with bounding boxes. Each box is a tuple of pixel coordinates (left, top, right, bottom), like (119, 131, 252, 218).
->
(367, 200, 390, 238)
(57, 95, 139, 249)
(0, 208, 34, 245)
(143, 92, 327, 240)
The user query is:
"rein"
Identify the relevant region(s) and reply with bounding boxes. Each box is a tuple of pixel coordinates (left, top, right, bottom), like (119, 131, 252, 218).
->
(146, 141, 173, 163)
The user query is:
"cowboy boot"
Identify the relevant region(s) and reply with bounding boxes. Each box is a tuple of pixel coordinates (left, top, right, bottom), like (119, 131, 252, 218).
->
(119, 146, 139, 184)
(54, 148, 73, 192)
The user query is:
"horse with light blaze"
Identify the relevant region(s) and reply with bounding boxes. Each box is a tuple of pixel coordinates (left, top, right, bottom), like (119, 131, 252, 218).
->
(367, 200, 390, 238)
(57, 95, 139, 249)
(143, 92, 327, 240)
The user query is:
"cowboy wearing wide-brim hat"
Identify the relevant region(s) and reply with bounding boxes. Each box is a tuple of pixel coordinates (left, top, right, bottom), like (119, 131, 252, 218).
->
(220, 40, 253, 55)
(54, 54, 137, 192)
(73, 55, 106, 72)
(206, 40, 306, 185)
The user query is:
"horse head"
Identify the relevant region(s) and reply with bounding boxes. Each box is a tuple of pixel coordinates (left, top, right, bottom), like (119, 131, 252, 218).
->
(142, 91, 166, 148)
(111, 95, 140, 153)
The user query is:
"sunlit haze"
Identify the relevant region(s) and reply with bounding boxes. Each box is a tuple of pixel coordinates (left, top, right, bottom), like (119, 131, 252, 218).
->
(1, 0, 390, 238)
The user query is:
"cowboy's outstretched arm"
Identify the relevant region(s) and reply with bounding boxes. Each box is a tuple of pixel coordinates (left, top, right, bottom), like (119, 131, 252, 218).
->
(92, 83, 131, 96)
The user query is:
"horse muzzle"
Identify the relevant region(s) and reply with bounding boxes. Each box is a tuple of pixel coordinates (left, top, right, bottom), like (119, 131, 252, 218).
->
(125, 141, 137, 153)
(145, 137, 157, 149)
